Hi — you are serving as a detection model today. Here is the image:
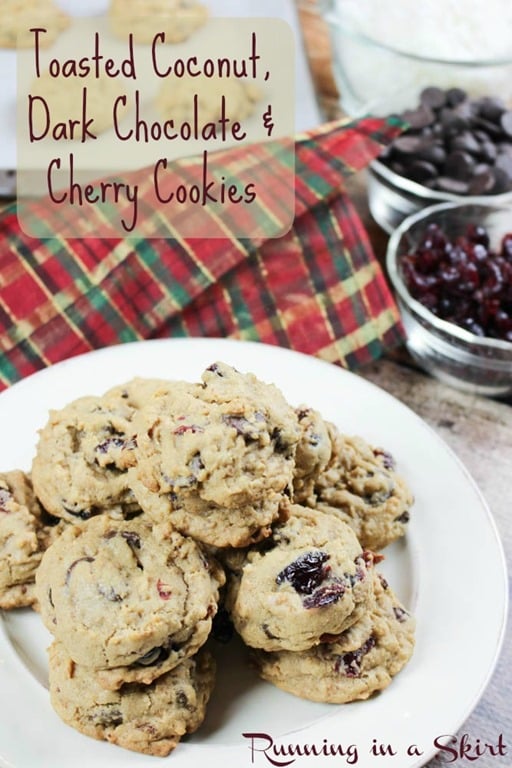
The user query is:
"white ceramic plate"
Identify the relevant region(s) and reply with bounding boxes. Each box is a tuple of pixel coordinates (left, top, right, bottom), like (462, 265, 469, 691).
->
(0, 338, 507, 768)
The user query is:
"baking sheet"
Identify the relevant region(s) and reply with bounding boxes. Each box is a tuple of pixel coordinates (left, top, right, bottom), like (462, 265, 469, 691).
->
(0, 0, 322, 191)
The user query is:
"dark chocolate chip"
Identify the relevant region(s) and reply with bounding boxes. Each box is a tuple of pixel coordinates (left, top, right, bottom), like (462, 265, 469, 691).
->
(271, 427, 290, 455)
(393, 135, 425, 155)
(473, 162, 491, 175)
(122, 506, 143, 522)
(401, 105, 435, 130)
(134, 646, 170, 667)
(121, 530, 141, 548)
(62, 503, 99, 521)
(478, 96, 506, 123)
(450, 131, 481, 155)
(474, 116, 503, 139)
(365, 486, 393, 506)
(189, 453, 205, 474)
(93, 706, 123, 727)
(445, 87, 467, 107)
(98, 584, 123, 602)
(436, 177, 470, 194)
(40, 508, 62, 527)
(420, 86, 446, 110)
(445, 150, 476, 181)
(390, 161, 407, 176)
(164, 471, 196, 489)
(65, 556, 95, 586)
(479, 141, 498, 163)
(417, 142, 446, 165)
(176, 691, 190, 709)
(122, 530, 143, 569)
(453, 99, 476, 122)
(408, 160, 438, 183)
(440, 107, 469, 134)
(262, 623, 279, 640)
(489, 166, 510, 194)
(468, 168, 496, 195)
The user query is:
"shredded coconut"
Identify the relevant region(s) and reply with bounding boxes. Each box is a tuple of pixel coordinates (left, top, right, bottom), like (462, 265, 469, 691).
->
(327, 0, 512, 114)
(335, 0, 512, 60)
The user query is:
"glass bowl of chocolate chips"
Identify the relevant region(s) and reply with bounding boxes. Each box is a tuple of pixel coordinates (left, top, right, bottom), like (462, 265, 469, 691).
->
(386, 201, 512, 396)
(369, 87, 512, 233)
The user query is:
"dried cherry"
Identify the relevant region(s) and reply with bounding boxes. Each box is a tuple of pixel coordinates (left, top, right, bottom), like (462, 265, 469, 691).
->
(400, 222, 512, 341)
(276, 551, 330, 595)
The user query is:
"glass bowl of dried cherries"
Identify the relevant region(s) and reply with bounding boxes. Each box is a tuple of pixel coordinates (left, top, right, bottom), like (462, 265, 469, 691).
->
(386, 201, 512, 396)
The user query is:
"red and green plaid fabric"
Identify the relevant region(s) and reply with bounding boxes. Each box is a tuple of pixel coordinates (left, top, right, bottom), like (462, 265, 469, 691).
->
(0, 116, 404, 391)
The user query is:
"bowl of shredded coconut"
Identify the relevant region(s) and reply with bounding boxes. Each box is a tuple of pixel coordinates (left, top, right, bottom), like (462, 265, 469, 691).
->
(320, 0, 512, 116)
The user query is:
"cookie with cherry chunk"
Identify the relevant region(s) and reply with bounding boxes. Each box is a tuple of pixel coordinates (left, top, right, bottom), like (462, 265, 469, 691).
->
(132, 363, 300, 548)
(224, 505, 376, 652)
(253, 570, 415, 702)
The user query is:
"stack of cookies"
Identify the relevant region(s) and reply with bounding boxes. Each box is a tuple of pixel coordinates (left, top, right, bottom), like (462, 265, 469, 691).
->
(0, 470, 63, 610)
(35, 515, 224, 755)
(219, 410, 415, 704)
(0, 361, 416, 755)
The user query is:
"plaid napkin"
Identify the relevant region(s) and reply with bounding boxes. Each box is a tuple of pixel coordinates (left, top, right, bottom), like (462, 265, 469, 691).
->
(0, 116, 404, 391)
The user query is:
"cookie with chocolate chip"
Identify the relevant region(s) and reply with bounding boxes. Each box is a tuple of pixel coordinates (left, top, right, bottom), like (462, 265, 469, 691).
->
(253, 570, 415, 702)
(35, 515, 224, 689)
(48, 641, 215, 756)
(292, 406, 332, 503)
(224, 505, 375, 652)
(133, 362, 300, 547)
(31, 382, 166, 522)
(310, 424, 413, 551)
(0, 470, 64, 609)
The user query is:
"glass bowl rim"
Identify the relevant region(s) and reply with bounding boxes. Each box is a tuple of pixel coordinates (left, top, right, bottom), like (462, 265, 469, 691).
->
(386, 200, 512, 353)
(320, 5, 512, 67)
(370, 160, 512, 204)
